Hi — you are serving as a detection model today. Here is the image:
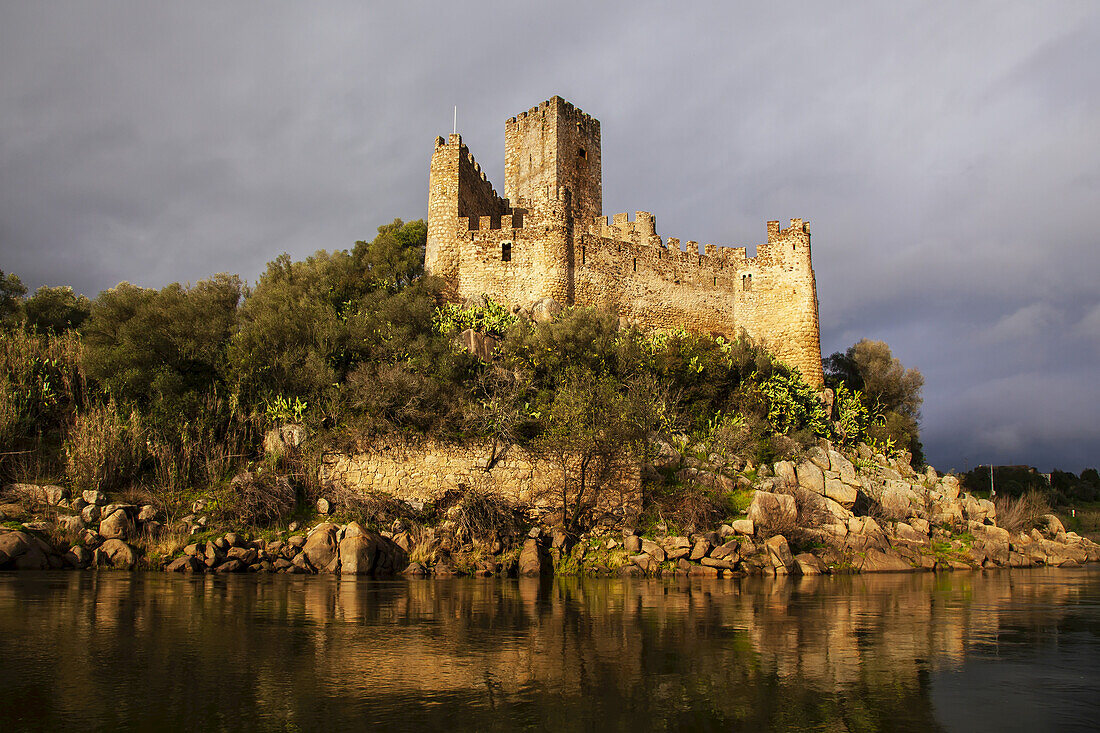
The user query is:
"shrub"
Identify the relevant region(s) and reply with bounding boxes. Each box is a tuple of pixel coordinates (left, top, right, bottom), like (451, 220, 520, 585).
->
(219, 469, 298, 526)
(440, 486, 526, 543)
(994, 491, 1052, 535)
(0, 328, 85, 447)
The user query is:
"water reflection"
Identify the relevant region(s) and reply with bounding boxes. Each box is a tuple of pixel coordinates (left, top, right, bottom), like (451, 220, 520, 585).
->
(0, 568, 1097, 732)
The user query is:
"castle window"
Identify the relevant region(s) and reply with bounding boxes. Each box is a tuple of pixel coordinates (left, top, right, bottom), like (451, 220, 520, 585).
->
(502, 242, 511, 262)
(743, 274, 752, 291)
(633, 257, 637, 272)
(581, 246, 586, 265)
(578, 147, 587, 160)
(713, 276, 717, 287)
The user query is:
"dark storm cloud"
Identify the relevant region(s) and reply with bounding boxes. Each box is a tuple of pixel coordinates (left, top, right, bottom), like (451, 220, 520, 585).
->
(1, 1, 1097, 471)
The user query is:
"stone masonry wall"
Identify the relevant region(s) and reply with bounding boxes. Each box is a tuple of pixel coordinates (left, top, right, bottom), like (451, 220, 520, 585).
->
(320, 438, 641, 514)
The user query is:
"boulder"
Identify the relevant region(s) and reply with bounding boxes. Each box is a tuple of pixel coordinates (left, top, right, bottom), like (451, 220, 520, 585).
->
(1040, 514, 1066, 538)
(518, 537, 545, 576)
(262, 423, 307, 455)
(5, 483, 68, 506)
(402, 561, 429, 576)
(94, 539, 137, 569)
(0, 531, 36, 568)
(58, 514, 84, 533)
(764, 535, 797, 574)
(820, 495, 852, 522)
(0, 503, 26, 521)
(291, 551, 314, 573)
(881, 482, 921, 519)
(165, 556, 204, 573)
(909, 517, 931, 535)
(730, 519, 755, 536)
(689, 539, 711, 561)
(652, 439, 681, 470)
(623, 535, 642, 553)
(829, 452, 858, 485)
(81, 504, 100, 525)
(98, 509, 135, 540)
(773, 461, 797, 490)
(226, 547, 258, 565)
(823, 478, 858, 507)
(806, 447, 831, 471)
(64, 545, 91, 569)
(962, 495, 995, 523)
(937, 475, 961, 500)
(796, 460, 825, 494)
(316, 497, 332, 516)
(459, 328, 500, 361)
(747, 491, 797, 531)
(794, 552, 826, 575)
(858, 549, 913, 573)
(640, 539, 666, 561)
(339, 532, 381, 575)
(710, 541, 740, 562)
(303, 523, 340, 572)
(216, 558, 246, 573)
(82, 489, 107, 506)
(531, 297, 562, 323)
(894, 522, 929, 545)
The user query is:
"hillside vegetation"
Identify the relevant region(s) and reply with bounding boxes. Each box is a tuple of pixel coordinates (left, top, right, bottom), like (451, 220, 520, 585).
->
(5, 219, 920, 532)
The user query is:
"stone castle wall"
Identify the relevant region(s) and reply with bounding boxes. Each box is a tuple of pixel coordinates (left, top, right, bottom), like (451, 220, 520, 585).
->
(320, 438, 641, 514)
(426, 96, 824, 385)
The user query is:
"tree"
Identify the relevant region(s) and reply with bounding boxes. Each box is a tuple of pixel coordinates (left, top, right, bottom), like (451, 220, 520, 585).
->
(231, 219, 439, 423)
(532, 367, 658, 531)
(824, 339, 923, 462)
(24, 285, 91, 333)
(83, 274, 242, 417)
(0, 270, 26, 327)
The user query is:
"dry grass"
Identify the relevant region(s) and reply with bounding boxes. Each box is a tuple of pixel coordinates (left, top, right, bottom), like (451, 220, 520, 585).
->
(407, 527, 442, 565)
(995, 491, 1052, 534)
(220, 470, 297, 526)
(63, 401, 146, 492)
(439, 485, 525, 543)
(142, 523, 191, 564)
(327, 483, 419, 529)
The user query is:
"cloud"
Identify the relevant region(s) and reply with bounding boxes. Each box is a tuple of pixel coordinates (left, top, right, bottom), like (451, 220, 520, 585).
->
(980, 303, 1063, 345)
(1074, 303, 1100, 341)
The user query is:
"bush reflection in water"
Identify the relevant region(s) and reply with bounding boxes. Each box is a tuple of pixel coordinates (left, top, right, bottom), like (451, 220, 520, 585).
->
(1, 568, 1098, 732)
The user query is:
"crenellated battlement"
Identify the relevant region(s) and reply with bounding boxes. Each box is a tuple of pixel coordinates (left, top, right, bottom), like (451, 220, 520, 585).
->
(426, 97, 823, 385)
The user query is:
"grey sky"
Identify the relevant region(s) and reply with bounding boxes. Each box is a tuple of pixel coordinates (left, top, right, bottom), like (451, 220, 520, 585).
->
(2, 1, 1098, 472)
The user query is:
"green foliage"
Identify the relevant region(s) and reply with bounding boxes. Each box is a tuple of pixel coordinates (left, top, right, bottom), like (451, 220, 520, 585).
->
(24, 285, 91, 333)
(265, 395, 307, 424)
(0, 329, 85, 447)
(83, 274, 242, 419)
(433, 298, 518, 339)
(825, 339, 923, 463)
(759, 368, 830, 437)
(232, 218, 442, 428)
(0, 270, 27, 327)
(832, 383, 869, 448)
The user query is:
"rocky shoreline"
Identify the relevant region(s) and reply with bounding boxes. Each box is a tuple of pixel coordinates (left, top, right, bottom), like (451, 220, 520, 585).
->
(2, 443, 1098, 577)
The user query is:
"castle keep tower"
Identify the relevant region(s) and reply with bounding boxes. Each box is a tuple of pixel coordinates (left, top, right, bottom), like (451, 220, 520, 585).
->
(425, 97, 824, 385)
(504, 96, 601, 223)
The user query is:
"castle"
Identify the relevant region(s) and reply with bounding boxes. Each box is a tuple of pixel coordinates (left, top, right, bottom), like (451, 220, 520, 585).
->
(426, 96, 823, 385)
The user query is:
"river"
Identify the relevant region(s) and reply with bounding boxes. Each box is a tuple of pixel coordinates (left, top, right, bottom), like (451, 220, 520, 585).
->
(1, 567, 1098, 732)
